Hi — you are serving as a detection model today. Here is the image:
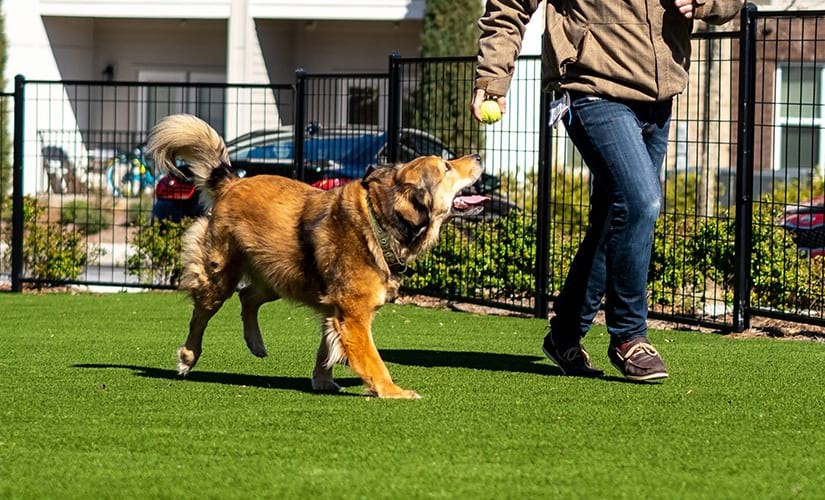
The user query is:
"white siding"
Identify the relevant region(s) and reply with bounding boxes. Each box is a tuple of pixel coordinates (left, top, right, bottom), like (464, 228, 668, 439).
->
(39, 0, 231, 19)
(250, 0, 425, 20)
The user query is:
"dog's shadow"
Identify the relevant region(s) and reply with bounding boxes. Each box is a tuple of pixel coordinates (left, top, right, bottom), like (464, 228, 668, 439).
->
(74, 349, 628, 393)
(73, 363, 364, 396)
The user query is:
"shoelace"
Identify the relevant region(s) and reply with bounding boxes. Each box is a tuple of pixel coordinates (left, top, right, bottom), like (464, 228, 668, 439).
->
(623, 342, 659, 360)
(562, 345, 590, 363)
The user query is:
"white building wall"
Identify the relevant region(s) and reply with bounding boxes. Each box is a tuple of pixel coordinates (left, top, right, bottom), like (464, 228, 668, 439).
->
(482, 4, 546, 179)
(39, 0, 231, 19)
(249, 0, 425, 20)
(4, 0, 90, 193)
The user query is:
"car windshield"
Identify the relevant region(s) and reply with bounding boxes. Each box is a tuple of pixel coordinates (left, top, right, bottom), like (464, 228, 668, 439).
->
(231, 133, 386, 169)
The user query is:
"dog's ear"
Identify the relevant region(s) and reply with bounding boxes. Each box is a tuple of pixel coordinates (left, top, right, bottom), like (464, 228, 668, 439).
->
(393, 183, 432, 239)
(362, 163, 398, 188)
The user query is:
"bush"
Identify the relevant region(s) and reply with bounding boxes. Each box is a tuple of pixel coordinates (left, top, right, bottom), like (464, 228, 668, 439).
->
(409, 211, 537, 300)
(409, 192, 823, 316)
(124, 195, 154, 227)
(127, 217, 191, 285)
(14, 197, 91, 283)
(59, 200, 112, 235)
(647, 199, 825, 314)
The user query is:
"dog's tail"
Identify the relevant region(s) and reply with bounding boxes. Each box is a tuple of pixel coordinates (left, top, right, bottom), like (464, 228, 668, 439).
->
(146, 114, 232, 206)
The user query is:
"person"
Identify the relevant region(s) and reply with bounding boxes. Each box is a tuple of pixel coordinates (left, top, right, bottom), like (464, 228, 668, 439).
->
(472, 0, 742, 381)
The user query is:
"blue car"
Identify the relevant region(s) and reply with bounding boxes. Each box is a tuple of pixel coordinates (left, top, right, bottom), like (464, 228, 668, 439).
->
(152, 124, 508, 222)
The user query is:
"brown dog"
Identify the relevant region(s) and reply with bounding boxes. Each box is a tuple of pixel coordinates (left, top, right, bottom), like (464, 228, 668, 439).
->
(146, 114, 487, 399)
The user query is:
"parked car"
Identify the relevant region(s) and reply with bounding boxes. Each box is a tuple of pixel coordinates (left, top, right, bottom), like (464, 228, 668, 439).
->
(778, 194, 825, 258)
(152, 123, 514, 222)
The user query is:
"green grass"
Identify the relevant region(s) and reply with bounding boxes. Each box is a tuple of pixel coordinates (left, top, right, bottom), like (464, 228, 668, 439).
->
(1, 293, 823, 499)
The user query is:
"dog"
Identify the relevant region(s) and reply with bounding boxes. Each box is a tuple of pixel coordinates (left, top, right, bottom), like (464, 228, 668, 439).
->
(146, 114, 487, 399)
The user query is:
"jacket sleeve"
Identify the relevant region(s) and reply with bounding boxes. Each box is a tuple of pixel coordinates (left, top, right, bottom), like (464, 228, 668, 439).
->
(694, 0, 744, 25)
(475, 0, 541, 97)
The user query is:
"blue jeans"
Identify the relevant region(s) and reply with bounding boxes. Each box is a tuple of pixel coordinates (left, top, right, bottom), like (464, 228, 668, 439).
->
(551, 93, 672, 343)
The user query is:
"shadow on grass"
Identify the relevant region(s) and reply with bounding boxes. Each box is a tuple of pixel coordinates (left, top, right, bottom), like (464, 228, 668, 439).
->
(73, 363, 363, 395)
(380, 349, 636, 383)
(381, 349, 561, 375)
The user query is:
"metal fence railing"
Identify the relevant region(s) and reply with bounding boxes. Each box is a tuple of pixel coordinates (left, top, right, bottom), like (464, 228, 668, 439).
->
(747, 9, 825, 326)
(3, 6, 824, 330)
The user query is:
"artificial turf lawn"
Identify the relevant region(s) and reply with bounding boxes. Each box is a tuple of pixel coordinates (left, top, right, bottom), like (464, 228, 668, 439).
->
(0, 292, 823, 499)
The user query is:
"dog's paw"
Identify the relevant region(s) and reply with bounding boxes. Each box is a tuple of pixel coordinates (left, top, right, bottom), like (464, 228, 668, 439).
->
(176, 362, 192, 377)
(311, 377, 342, 393)
(176, 347, 198, 377)
(374, 386, 421, 400)
(247, 343, 268, 358)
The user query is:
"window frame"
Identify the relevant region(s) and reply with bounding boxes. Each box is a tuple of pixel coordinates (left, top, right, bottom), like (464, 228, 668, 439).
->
(772, 62, 825, 177)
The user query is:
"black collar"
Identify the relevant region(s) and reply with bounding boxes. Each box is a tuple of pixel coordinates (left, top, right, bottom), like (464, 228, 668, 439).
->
(365, 193, 408, 276)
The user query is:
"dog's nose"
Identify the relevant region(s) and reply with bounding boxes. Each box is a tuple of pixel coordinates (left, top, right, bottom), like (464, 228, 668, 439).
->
(471, 153, 481, 162)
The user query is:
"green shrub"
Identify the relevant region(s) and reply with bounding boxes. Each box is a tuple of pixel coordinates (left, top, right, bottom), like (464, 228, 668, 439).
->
(59, 200, 112, 235)
(748, 201, 825, 312)
(647, 199, 825, 314)
(127, 217, 191, 285)
(124, 196, 154, 227)
(549, 167, 590, 235)
(408, 211, 537, 300)
(20, 197, 90, 283)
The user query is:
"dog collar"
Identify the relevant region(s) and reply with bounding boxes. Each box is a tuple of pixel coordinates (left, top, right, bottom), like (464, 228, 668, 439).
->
(365, 193, 408, 276)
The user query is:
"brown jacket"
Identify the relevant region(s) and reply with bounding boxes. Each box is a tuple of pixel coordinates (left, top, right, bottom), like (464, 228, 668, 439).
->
(476, 0, 743, 102)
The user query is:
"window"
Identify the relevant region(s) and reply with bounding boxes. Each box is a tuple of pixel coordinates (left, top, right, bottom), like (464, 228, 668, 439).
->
(335, 79, 385, 127)
(774, 63, 825, 177)
(138, 70, 226, 136)
(347, 87, 379, 126)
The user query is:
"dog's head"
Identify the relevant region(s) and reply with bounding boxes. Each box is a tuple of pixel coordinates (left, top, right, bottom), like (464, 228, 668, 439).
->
(364, 154, 487, 254)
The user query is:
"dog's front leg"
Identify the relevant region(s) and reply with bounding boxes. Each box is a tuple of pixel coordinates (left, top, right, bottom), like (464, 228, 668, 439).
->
(338, 311, 420, 400)
(311, 318, 343, 392)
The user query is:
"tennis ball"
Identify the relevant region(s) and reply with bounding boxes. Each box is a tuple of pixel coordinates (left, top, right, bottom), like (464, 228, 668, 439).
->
(479, 99, 502, 124)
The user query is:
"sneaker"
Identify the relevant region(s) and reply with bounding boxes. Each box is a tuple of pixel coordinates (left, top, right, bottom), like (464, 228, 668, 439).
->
(542, 330, 604, 377)
(608, 337, 669, 382)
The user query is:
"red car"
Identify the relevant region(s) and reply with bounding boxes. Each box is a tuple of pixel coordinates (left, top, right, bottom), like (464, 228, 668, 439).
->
(779, 194, 825, 258)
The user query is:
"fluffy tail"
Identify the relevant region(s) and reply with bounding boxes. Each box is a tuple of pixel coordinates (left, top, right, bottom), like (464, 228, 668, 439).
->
(146, 114, 231, 206)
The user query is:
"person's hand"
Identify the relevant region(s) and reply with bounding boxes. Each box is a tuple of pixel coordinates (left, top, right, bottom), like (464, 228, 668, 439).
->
(471, 88, 507, 123)
(674, 0, 695, 18)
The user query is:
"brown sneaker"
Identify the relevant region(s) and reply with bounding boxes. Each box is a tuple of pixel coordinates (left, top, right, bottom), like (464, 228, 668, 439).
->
(542, 330, 603, 377)
(608, 337, 669, 382)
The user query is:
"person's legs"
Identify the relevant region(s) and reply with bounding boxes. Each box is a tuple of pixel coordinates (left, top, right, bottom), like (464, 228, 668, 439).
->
(545, 94, 671, 379)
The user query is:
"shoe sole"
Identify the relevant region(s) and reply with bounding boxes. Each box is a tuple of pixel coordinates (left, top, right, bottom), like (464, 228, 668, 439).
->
(543, 346, 603, 377)
(610, 360, 668, 382)
(542, 346, 569, 375)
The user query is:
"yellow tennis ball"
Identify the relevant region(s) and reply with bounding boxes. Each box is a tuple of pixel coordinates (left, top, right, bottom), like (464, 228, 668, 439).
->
(480, 99, 502, 124)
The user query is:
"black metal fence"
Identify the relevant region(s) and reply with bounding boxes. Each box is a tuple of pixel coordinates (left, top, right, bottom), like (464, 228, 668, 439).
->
(2, 6, 824, 330)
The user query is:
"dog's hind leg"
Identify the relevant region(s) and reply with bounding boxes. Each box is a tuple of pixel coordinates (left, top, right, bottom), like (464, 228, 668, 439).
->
(177, 305, 217, 376)
(311, 317, 344, 392)
(177, 225, 242, 376)
(238, 285, 279, 358)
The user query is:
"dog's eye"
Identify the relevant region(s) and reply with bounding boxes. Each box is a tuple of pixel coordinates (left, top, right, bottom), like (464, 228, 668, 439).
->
(444, 162, 452, 172)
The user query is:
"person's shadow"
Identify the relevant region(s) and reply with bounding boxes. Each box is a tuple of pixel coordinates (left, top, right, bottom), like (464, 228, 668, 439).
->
(380, 349, 635, 383)
(380, 349, 562, 376)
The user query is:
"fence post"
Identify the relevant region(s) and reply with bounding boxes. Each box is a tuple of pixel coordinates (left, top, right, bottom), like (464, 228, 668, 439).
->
(733, 3, 757, 332)
(533, 63, 552, 320)
(294, 68, 306, 182)
(11, 75, 25, 293)
(386, 52, 402, 164)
